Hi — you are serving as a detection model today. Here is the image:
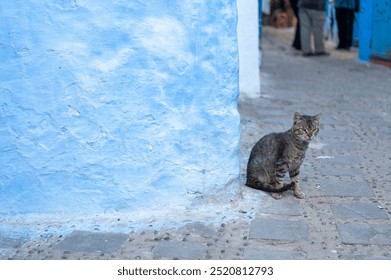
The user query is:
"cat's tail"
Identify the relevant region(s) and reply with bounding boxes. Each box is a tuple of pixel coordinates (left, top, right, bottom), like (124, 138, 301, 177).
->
(246, 178, 293, 193)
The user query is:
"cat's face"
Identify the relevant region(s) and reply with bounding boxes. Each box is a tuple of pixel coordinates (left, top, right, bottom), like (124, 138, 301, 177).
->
(293, 112, 321, 142)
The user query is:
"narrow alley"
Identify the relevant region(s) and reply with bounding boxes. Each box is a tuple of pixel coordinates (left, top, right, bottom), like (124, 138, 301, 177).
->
(2, 26, 391, 260)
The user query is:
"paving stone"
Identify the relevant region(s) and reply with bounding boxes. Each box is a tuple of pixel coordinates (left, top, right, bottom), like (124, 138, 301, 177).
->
(317, 155, 361, 165)
(378, 127, 391, 138)
(54, 230, 128, 254)
(249, 218, 309, 241)
(323, 142, 358, 151)
(317, 115, 344, 126)
(0, 236, 27, 249)
(181, 222, 217, 238)
(331, 203, 389, 220)
(337, 223, 391, 245)
(343, 254, 391, 260)
(261, 197, 301, 216)
(261, 119, 291, 128)
(346, 111, 381, 121)
(0, 234, 29, 260)
(243, 247, 307, 260)
(319, 167, 363, 177)
(319, 130, 354, 140)
(153, 240, 205, 260)
(314, 181, 374, 197)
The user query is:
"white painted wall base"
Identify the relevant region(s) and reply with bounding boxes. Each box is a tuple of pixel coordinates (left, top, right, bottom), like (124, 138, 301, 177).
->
(237, 0, 261, 98)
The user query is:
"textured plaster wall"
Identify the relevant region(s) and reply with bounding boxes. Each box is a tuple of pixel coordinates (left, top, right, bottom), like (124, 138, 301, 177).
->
(0, 0, 240, 219)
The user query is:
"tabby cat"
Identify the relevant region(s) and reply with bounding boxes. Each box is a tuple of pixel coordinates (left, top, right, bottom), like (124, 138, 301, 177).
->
(246, 112, 321, 199)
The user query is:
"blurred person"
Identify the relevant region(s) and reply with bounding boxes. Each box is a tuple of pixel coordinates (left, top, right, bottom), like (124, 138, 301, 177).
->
(289, 0, 301, 50)
(335, 0, 356, 51)
(298, 0, 329, 56)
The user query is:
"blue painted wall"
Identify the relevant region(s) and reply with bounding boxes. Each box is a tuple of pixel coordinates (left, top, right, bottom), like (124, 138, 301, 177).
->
(370, 0, 391, 60)
(359, 0, 391, 62)
(358, 0, 373, 62)
(0, 1, 240, 219)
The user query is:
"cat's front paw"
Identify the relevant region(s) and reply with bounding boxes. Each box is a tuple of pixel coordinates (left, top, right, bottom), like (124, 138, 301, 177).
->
(294, 191, 306, 199)
(272, 193, 283, 200)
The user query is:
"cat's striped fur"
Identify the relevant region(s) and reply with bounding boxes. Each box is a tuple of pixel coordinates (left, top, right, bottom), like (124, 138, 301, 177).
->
(246, 112, 321, 199)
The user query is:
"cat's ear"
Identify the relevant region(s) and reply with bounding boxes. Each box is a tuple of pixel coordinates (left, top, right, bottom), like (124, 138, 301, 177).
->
(313, 113, 322, 121)
(294, 112, 302, 122)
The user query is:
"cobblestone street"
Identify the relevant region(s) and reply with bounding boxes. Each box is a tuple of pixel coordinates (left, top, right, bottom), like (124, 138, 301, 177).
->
(1, 27, 391, 260)
(239, 27, 391, 259)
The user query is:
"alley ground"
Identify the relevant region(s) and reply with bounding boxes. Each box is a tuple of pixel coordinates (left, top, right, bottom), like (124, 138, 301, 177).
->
(1, 27, 391, 260)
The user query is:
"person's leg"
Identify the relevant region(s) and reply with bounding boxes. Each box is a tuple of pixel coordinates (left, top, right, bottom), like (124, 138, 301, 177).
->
(293, 22, 301, 50)
(335, 8, 345, 49)
(299, 8, 312, 55)
(312, 9, 326, 54)
(346, 8, 355, 49)
(338, 8, 352, 49)
(290, 0, 301, 49)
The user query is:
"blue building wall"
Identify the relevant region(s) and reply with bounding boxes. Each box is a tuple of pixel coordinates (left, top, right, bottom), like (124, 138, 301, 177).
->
(358, 0, 391, 62)
(370, 0, 391, 60)
(358, 0, 374, 62)
(0, 1, 240, 221)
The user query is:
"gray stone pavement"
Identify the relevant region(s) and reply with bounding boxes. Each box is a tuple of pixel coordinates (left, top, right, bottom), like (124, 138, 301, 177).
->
(1, 27, 391, 260)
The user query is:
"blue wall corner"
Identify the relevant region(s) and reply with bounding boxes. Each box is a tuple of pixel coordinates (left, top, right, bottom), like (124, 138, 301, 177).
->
(0, 1, 240, 224)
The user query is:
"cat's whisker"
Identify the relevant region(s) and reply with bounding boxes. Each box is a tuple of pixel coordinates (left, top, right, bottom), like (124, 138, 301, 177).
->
(313, 136, 322, 145)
